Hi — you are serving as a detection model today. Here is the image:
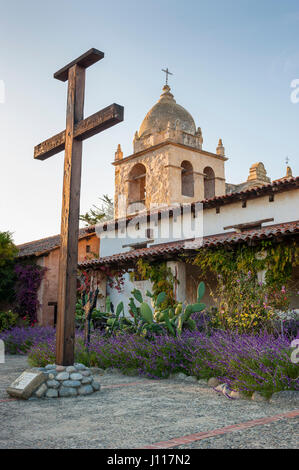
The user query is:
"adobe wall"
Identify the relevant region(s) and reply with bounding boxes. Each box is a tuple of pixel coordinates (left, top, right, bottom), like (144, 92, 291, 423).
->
(36, 234, 100, 326)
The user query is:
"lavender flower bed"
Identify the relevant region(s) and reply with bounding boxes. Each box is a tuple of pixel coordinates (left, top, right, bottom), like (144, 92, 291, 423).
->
(0, 326, 56, 355)
(1, 326, 298, 398)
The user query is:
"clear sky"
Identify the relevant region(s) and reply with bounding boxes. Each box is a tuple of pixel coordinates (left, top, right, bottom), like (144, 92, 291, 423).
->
(0, 0, 299, 244)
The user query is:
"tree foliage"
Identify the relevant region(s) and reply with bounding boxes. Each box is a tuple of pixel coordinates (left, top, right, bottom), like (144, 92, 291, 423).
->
(0, 231, 18, 302)
(79, 194, 114, 226)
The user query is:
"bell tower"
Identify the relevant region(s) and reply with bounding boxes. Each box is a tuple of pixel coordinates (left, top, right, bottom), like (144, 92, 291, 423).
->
(113, 85, 227, 219)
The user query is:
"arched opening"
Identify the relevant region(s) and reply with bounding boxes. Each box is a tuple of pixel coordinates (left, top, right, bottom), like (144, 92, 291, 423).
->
(181, 161, 194, 197)
(128, 163, 146, 205)
(204, 166, 215, 199)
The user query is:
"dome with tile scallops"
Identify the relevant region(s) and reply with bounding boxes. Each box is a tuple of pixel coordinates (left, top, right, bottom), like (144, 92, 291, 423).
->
(138, 85, 196, 138)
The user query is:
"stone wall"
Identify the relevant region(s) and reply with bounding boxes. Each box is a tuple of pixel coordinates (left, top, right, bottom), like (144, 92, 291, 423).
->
(114, 143, 226, 218)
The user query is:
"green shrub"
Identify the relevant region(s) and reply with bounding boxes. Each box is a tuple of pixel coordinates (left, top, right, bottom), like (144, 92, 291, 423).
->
(27, 342, 55, 367)
(0, 310, 18, 332)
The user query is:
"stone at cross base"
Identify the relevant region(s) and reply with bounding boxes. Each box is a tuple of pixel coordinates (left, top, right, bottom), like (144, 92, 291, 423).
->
(7, 363, 101, 400)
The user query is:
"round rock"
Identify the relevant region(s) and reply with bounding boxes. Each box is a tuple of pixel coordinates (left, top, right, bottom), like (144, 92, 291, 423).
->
(56, 372, 70, 381)
(81, 370, 91, 377)
(45, 364, 56, 370)
(63, 380, 81, 388)
(48, 372, 57, 380)
(92, 382, 100, 392)
(229, 390, 249, 400)
(56, 365, 66, 372)
(78, 385, 93, 396)
(90, 367, 105, 375)
(173, 373, 188, 381)
(214, 383, 227, 392)
(208, 377, 222, 388)
(74, 363, 86, 371)
(35, 383, 47, 398)
(66, 366, 77, 374)
(47, 380, 60, 389)
(46, 389, 58, 398)
(70, 373, 83, 381)
(81, 377, 92, 385)
(59, 386, 78, 397)
(252, 391, 268, 402)
(184, 376, 198, 383)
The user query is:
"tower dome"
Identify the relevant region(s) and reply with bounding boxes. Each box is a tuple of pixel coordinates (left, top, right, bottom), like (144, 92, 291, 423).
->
(138, 85, 196, 138)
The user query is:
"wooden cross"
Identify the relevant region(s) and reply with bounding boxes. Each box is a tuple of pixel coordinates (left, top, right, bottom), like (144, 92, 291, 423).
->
(34, 49, 124, 365)
(161, 67, 173, 86)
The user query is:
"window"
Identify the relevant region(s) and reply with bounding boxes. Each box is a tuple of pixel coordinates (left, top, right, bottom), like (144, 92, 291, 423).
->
(128, 163, 146, 205)
(86, 245, 91, 253)
(204, 166, 215, 199)
(146, 228, 153, 239)
(181, 161, 194, 197)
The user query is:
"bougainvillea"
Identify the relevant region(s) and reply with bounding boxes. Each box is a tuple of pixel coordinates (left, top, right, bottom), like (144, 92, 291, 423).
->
(78, 266, 126, 294)
(14, 263, 47, 324)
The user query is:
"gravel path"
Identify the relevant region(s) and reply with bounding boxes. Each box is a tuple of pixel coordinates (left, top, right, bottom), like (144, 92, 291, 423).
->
(0, 355, 298, 449)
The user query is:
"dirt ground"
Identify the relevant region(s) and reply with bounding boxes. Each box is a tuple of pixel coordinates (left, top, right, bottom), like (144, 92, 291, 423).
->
(0, 355, 298, 449)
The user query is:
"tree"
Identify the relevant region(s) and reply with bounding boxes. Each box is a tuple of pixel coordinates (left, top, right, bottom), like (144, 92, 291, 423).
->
(79, 194, 114, 226)
(0, 231, 18, 303)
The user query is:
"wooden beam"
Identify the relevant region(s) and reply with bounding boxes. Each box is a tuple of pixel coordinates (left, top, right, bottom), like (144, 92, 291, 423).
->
(34, 130, 65, 161)
(56, 64, 85, 366)
(34, 104, 124, 160)
(75, 104, 124, 141)
(54, 48, 104, 82)
(223, 218, 274, 232)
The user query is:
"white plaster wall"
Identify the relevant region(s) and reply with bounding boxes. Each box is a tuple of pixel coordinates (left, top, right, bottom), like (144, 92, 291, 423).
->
(167, 261, 186, 303)
(107, 273, 153, 315)
(100, 188, 299, 258)
(202, 191, 299, 237)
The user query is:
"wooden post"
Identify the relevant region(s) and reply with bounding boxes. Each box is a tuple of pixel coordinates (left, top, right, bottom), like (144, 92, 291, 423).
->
(34, 49, 124, 366)
(56, 65, 85, 365)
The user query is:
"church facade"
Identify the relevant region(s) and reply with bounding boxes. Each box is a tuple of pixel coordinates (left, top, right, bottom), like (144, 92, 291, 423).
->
(80, 83, 299, 314)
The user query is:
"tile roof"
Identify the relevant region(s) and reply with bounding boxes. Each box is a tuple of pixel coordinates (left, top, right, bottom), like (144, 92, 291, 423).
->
(17, 176, 299, 259)
(86, 176, 299, 234)
(79, 220, 299, 269)
(202, 176, 299, 207)
(17, 228, 95, 258)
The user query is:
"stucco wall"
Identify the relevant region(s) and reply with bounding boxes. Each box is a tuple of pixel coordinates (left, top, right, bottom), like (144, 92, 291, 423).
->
(100, 187, 299, 259)
(106, 272, 153, 316)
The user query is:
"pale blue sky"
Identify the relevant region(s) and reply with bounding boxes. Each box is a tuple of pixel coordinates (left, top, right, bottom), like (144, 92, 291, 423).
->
(0, 0, 299, 244)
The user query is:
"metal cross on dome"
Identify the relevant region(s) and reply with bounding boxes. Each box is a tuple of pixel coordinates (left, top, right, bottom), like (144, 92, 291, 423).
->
(161, 67, 173, 86)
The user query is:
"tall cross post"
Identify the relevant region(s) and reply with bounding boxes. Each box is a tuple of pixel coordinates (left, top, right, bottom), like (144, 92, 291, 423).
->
(34, 49, 124, 365)
(161, 67, 173, 86)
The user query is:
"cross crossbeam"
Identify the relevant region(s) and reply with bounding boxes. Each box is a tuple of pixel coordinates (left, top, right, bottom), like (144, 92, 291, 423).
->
(34, 104, 123, 160)
(34, 49, 124, 365)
